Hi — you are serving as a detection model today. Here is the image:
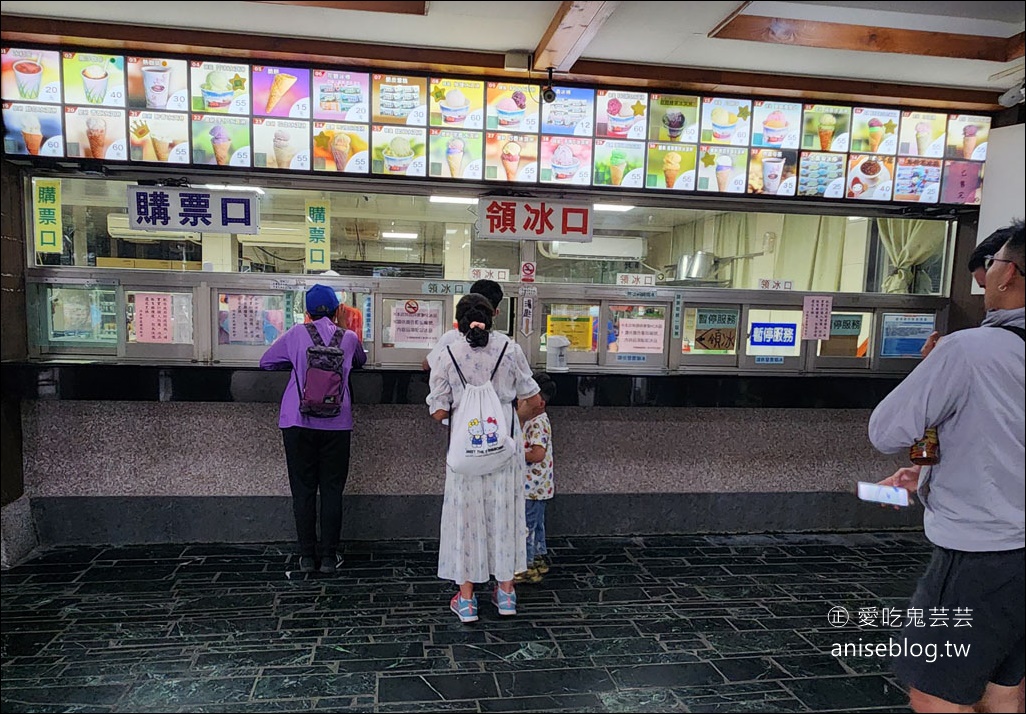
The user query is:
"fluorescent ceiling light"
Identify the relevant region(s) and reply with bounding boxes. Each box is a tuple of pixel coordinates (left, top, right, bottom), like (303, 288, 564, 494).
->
(593, 203, 634, 212)
(848, 216, 867, 221)
(382, 246, 415, 251)
(382, 231, 418, 239)
(430, 195, 477, 205)
(202, 184, 265, 195)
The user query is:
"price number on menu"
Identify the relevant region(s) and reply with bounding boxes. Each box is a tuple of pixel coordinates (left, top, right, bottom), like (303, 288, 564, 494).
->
(230, 146, 250, 166)
(42, 136, 64, 156)
(108, 140, 127, 160)
(406, 105, 427, 125)
(108, 89, 124, 103)
(628, 122, 646, 141)
(523, 115, 539, 132)
(679, 170, 695, 191)
(466, 109, 484, 129)
(346, 105, 369, 122)
(408, 156, 427, 175)
(574, 165, 590, 183)
(170, 144, 190, 163)
(518, 162, 537, 182)
(823, 178, 844, 199)
(230, 96, 249, 114)
(348, 153, 368, 172)
(731, 174, 746, 192)
(734, 128, 749, 145)
(622, 168, 644, 188)
(463, 159, 483, 180)
(574, 119, 593, 137)
(292, 151, 310, 170)
(289, 99, 310, 118)
(42, 84, 61, 101)
(166, 92, 189, 111)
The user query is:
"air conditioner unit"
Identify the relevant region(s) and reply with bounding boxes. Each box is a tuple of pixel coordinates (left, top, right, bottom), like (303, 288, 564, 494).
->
(550, 235, 645, 261)
(236, 221, 307, 247)
(106, 213, 200, 241)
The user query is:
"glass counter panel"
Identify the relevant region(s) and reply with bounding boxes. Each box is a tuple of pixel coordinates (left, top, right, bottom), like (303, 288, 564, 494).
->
(608, 304, 666, 354)
(381, 298, 444, 348)
(126, 292, 193, 344)
(746, 308, 803, 358)
(682, 307, 739, 354)
(817, 312, 873, 357)
(217, 292, 294, 346)
(46, 286, 118, 344)
(880, 313, 936, 358)
(542, 303, 599, 353)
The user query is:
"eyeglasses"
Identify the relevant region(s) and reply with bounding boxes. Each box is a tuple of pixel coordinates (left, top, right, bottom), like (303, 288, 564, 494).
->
(984, 256, 1026, 276)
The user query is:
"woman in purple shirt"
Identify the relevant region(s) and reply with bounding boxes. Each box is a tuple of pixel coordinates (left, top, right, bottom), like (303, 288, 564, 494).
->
(260, 284, 366, 575)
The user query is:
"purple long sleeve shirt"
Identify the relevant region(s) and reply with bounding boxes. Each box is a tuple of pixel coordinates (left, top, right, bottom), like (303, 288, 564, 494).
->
(259, 317, 367, 431)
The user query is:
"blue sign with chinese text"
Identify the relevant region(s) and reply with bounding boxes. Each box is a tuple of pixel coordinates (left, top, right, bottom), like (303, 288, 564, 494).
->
(127, 186, 260, 234)
(750, 322, 797, 347)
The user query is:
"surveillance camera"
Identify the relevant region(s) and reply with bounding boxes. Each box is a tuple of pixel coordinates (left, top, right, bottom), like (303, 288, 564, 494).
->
(542, 87, 557, 104)
(998, 84, 1025, 108)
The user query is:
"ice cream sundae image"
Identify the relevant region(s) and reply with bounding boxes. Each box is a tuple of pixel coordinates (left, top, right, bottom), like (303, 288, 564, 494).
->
(715, 154, 733, 191)
(209, 124, 231, 165)
(662, 110, 685, 141)
(915, 121, 933, 155)
(439, 88, 469, 124)
(20, 114, 42, 156)
(761, 110, 788, 146)
(85, 117, 107, 159)
(817, 114, 836, 151)
(201, 70, 235, 111)
(962, 125, 979, 159)
(710, 107, 738, 141)
(550, 143, 580, 181)
(265, 72, 298, 114)
(273, 129, 296, 169)
(867, 117, 884, 152)
(608, 149, 627, 185)
(854, 157, 883, 193)
(495, 90, 527, 128)
(500, 141, 521, 181)
(82, 64, 109, 104)
(605, 98, 636, 137)
(662, 151, 682, 188)
(330, 132, 351, 171)
(446, 137, 465, 178)
(382, 135, 415, 173)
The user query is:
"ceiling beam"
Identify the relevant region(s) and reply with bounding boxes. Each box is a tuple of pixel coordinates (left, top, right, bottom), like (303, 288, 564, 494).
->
(533, 1, 619, 73)
(0, 14, 1003, 111)
(1007, 32, 1025, 62)
(247, 1, 428, 14)
(710, 14, 1015, 63)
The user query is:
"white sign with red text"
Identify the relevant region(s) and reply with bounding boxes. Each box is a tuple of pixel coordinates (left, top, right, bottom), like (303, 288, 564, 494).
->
(477, 198, 593, 242)
(520, 261, 536, 283)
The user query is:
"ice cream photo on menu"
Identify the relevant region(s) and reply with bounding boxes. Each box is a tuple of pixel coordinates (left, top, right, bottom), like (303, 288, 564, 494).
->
(2, 48, 62, 104)
(946, 114, 990, 161)
(64, 107, 127, 161)
(126, 58, 188, 111)
(748, 149, 797, 196)
(645, 143, 697, 190)
(252, 65, 310, 118)
(371, 125, 427, 176)
(372, 74, 428, 126)
(893, 157, 941, 203)
(2, 103, 63, 156)
(128, 111, 190, 163)
(596, 90, 647, 140)
(801, 104, 851, 152)
(312, 123, 370, 173)
(429, 78, 484, 129)
(253, 118, 311, 170)
(190, 62, 250, 114)
(593, 139, 645, 187)
(541, 136, 592, 185)
(846, 155, 895, 200)
(484, 132, 538, 182)
(429, 129, 483, 180)
(312, 69, 369, 122)
(898, 111, 946, 158)
(850, 107, 899, 154)
(648, 93, 700, 144)
(700, 97, 752, 146)
(540, 86, 595, 136)
(191, 115, 251, 166)
(485, 82, 539, 132)
(62, 53, 126, 108)
(751, 101, 801, 149)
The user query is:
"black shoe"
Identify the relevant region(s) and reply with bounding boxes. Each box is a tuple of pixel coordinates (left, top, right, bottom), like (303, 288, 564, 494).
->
(319, 554, 344, 574)
(299, 556, 316, 573)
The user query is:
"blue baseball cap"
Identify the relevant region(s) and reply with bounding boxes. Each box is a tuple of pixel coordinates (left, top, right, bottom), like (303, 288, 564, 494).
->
(305, 284, 340, 317)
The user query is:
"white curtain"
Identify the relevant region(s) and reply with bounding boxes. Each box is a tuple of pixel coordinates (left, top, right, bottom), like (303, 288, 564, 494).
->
(774, 215, 847, 291)
(877, 219, 945, 294)
(713, 213, 752, 287)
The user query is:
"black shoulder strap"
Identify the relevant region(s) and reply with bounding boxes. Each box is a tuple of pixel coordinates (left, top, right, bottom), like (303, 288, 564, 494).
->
(446, 346, 467, 387)
(489, 341, 509, 380)
(304, 322, 325, 347)
(328, 326, 345, 348)
(998, 325, 1026, 342)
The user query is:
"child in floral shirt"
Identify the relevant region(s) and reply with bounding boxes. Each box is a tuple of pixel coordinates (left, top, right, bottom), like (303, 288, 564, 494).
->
(516, 373, 556, 583)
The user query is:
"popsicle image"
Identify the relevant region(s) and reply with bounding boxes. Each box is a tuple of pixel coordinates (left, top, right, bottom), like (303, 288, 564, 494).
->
(662, 110, 685, 141)
(209, 124, 231, 165)
(715, 154, 733, 191)
(501, 140, 521, 181)
(273, 129, 296, 169)
(446, 137, 465, 178)
(662, 151, 681, 188)
(867, 117, 884, 152)
(608, 148, 627, 185)
(82, 64, 109, 104)
(330, 132, 351, 171)
(962, 125, 979, 159)
(86, 117, 107, 159)
(818, 114, 836, 151)
(265, 73, 298, 114)
(21, 114, 42, 156)
(150, 133, 172, 161)
(915, 121, 932, 155)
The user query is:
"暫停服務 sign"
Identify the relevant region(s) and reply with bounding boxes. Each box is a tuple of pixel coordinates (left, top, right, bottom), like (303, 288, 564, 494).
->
(127, 186, 261, 234)
(477, 198, 592, 242)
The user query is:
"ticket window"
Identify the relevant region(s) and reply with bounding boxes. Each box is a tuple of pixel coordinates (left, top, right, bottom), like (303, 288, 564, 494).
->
(213, 290, 294, 363)
(874, 312, 937, 373)
(539, 302, 600, 367)
(811, 312, 873, 370)
(377, 296, 448, 366)
(740, 307, 805, 371)
(680, 305, 741, 368)
(31, 284, 120, 356)
(125, 290, 195, 361)
(601, 303, 669, 369)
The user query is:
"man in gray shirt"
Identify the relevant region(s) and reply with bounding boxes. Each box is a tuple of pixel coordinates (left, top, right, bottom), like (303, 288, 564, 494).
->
(869, 221, 1025, 713)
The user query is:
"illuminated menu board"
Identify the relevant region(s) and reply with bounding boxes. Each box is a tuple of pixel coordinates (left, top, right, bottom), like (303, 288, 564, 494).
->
(0, 44, 994, 207)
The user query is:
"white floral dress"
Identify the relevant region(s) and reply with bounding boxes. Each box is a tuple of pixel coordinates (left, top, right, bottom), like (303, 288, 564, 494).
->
(427, 333, 540, 584)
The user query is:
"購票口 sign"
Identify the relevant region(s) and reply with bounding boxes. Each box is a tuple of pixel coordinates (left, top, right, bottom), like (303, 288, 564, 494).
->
(477, 198, 592, 242)
(128, 186, 260, 234)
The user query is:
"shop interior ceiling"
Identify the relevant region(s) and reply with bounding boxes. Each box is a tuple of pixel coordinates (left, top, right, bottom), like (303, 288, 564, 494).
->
(1, 1, 1023, 106)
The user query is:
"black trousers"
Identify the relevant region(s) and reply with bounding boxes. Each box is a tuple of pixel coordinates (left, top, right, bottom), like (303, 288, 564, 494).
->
(281, 427, 352, 558)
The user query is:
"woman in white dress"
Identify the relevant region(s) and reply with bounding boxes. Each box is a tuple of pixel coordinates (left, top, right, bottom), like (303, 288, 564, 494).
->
(428, 293, 542, 623)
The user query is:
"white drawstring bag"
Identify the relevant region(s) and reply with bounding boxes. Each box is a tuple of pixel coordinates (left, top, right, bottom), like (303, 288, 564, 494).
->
(445, 342, 517, 476)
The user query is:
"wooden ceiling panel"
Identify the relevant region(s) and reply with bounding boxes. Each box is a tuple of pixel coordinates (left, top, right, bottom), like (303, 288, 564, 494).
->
(247, 1, 427, 15)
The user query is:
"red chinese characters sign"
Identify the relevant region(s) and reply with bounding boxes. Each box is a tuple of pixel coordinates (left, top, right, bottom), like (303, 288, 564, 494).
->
(476, 198, 593, 243)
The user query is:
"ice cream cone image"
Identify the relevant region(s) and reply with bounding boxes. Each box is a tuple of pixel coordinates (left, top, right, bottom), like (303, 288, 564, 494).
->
(817, 114, 836, 151)
(608, 149, 627, 186)
(20, 115, 43, 156)
(867, 118, 884, 152)
(265, 73, 297, 114)
(86, 117, 107, 159)
(150, 134, 172, 161)
(273, 129, 297, 169)
(962, 125, 979, 159)
(210, 125, 231, 165)
(915, 122, 932, 155)
(500, 141, 521, 181)
(330, 132, 351, 171)
(663, 167, 679, 188)
(446, 137, 465, 178)
(715, 155, 733, 192)
(662, 151, 681, 189)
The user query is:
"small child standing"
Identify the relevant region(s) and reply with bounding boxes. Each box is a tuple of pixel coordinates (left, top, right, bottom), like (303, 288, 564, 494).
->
(516, 373, 556, 584)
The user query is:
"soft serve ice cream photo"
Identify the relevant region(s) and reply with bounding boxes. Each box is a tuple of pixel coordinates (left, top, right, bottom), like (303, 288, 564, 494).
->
(62, 53, 125, 107)
(700, 97, 751, 146)
(698, 146, 748, 193)
(2, 103, 63, 156)
(253, 118, 310, 170)
(190, 62, 249, 114)
(64, 107, 127, 161)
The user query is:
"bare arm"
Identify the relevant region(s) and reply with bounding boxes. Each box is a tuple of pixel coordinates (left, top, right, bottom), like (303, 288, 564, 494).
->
(525, 444, 547, 464)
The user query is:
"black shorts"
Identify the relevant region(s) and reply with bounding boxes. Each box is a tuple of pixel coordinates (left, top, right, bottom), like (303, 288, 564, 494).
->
(893, 546, 1025, 705)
